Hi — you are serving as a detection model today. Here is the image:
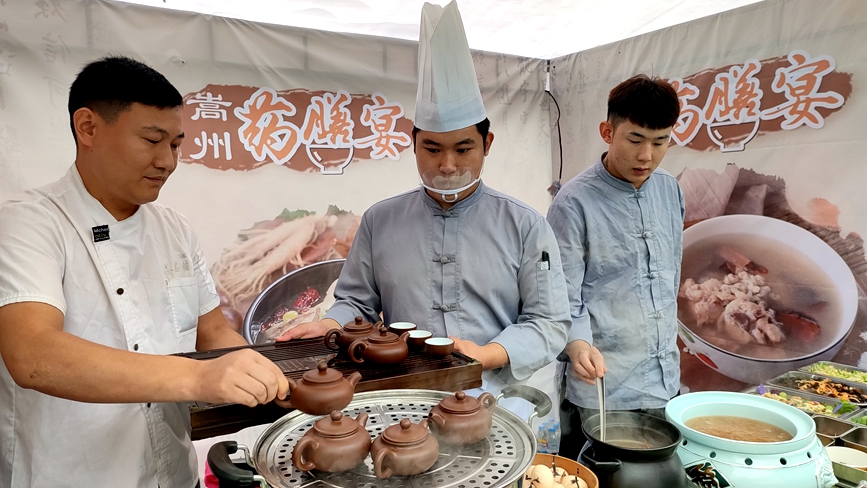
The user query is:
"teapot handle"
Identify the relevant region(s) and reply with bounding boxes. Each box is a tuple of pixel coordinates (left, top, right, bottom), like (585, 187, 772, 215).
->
(291, 437, 318, 472)
(273, 378, 298, 409)
(373, 447, 395, 479)
(323, 328, 343, 351)
(348, 339, 367, 364)
(478, 392, 497, 411)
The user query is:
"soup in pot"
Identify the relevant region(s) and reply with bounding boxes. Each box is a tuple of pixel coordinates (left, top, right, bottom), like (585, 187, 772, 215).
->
(685, 415, 793, 442)
(607, 439, 652, 449)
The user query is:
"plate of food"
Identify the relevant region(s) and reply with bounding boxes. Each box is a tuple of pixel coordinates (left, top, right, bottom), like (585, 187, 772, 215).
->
(742, 385, 859, 418)
(801, 362, 867, 386)
(767, 371, 867, 405)
(677, 215, 859, 383)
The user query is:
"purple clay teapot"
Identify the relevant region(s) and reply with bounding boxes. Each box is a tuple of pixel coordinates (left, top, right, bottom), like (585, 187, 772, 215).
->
(291, 410, 371, 473)
(275, 360, 362, 415)
(370, 418, 440, 479)
(348, 325, 409, 365)
(324, 316, 378, 354)
(428, 391, 496, 445)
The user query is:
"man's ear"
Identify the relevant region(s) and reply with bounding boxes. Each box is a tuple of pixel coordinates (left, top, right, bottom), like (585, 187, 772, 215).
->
(483, 131, 494, 156)
(73, 108, 99, 149)
(599, 120, 614, 145)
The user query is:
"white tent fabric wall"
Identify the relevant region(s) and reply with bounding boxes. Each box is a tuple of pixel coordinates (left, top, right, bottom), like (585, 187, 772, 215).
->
(0, 0, 554, 263)
(548, 0, 867, 238)
(114, 0, 765, 60)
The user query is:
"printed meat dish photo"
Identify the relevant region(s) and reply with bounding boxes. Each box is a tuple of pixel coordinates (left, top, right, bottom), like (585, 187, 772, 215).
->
(678, 237, 839, 360)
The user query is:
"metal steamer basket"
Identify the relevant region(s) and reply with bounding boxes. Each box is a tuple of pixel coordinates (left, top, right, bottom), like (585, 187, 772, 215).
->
(208, 387, 549, 488)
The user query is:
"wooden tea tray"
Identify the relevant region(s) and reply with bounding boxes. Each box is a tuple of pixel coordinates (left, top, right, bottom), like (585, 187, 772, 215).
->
(179, 338, 483, 440)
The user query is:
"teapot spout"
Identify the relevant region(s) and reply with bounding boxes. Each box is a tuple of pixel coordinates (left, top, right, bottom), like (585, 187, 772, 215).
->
(427, 412, 445, 429)
(348, 371, 363, 388)
(356, 412, 370, 427)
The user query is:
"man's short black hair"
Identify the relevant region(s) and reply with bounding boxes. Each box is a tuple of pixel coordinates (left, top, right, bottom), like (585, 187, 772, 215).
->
(607, 74, 680, 131)
(412, 117, 491, 144)
(68, 56, 183, 140)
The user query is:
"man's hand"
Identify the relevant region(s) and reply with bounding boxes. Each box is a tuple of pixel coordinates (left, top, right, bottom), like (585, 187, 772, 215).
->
(566, 340, 606, 386)
(450, 337, 509, 371)
(275, 318, 341, 341)
(192, 349, 289, 407)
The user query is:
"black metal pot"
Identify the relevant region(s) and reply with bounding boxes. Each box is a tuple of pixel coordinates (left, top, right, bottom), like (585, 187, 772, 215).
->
(580, 411, 688, 488)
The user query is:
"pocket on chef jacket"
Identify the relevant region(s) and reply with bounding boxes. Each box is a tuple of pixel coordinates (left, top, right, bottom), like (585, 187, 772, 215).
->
(535, 266, 553, 315)
(167, 276, 199, 337)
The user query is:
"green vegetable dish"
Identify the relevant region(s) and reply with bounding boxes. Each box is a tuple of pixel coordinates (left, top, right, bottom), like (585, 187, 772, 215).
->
(806, 363, 867, 384)
(760, 391, 856, 417)
(851, 416, 867, 426)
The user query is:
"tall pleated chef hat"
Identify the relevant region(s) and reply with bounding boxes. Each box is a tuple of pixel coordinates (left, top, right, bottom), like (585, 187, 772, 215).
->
(415, 0, 487, 133)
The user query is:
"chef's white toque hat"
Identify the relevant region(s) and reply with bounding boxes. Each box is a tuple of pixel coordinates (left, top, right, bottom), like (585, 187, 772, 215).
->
(415, 1, 487, 133)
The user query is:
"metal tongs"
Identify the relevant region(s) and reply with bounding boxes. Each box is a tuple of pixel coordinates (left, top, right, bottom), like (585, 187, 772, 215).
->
(597, 375, 606, 442)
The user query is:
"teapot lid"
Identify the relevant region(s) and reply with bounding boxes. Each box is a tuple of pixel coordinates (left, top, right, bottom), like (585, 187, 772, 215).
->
(382, 418, 430, 446)
(312, 411, 360, 438)
(368, 325, 400, 344)
(438, 391, 482, 415)
(301, 360, 345, 385)
(344, 316, 376, 333)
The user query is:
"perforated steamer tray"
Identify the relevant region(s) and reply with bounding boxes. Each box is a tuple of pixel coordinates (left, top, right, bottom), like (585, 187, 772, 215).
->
(245, 389, 537, 488)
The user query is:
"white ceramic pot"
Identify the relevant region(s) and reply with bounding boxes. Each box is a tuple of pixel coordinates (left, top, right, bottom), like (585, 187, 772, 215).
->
(667, 392, 837, 488)
(665, 391, 837, 488)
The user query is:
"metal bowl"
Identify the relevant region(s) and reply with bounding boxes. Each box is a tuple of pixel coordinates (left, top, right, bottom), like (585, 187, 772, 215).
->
(242, 259, 345, 344)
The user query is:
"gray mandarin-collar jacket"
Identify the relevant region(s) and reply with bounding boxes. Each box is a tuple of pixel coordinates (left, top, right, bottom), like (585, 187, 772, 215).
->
(324, 181, 570, 381)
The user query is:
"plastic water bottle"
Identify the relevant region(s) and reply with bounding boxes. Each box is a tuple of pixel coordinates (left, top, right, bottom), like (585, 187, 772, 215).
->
(536, 420, 551, 453)
(547, 421, 561, 455)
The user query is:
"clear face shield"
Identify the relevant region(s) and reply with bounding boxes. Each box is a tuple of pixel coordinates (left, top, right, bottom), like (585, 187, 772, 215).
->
(419, 167, 481, 203)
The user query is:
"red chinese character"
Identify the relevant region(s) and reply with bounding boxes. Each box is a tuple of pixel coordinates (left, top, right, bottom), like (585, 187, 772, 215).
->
(234, 88, 301, 165)
(301, 90, 354, 146)
(702, 60, 763, 124)
(669, 78, 702, 146)
(761, 50, 844, 130)
(354, 93, 411, 160)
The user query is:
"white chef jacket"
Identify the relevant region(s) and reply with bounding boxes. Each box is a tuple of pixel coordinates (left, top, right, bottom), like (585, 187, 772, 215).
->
(0, 166, 220, 488)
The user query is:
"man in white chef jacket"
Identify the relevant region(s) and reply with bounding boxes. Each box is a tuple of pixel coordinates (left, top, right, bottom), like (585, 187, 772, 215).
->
(279, 1, 571, 418)
(0, 56, 289, 488)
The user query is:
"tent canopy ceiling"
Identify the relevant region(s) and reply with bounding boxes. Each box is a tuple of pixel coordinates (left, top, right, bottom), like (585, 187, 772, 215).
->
(115, 0, 763, 59)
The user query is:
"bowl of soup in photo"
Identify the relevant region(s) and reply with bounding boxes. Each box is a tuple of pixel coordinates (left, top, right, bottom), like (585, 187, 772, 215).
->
(677, 215, 858, 384)
(667, 391, 837, 488)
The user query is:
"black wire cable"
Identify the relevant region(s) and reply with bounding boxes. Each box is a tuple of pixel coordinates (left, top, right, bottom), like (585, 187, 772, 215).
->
(546, 89, 564, 195)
